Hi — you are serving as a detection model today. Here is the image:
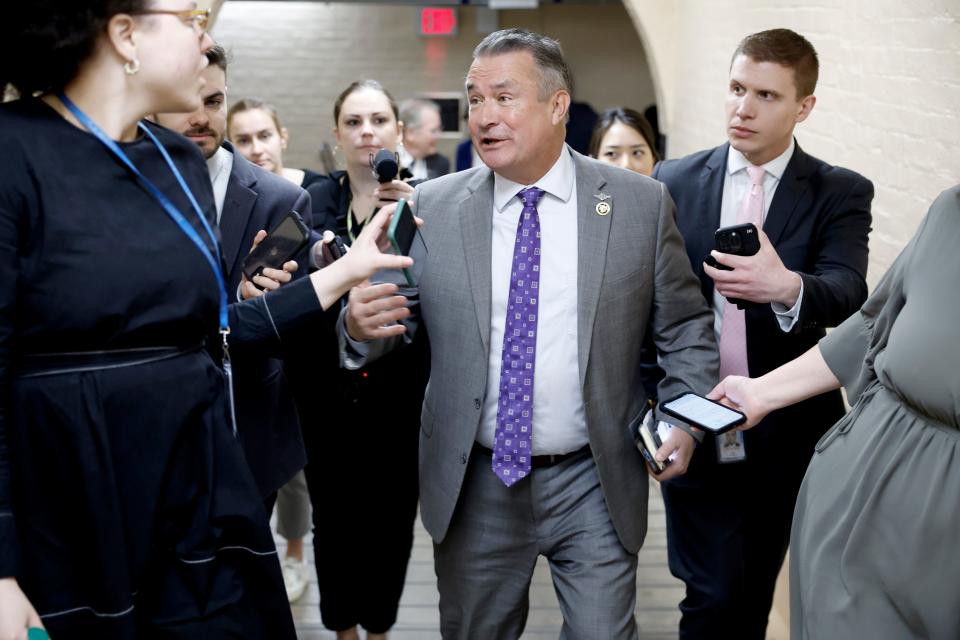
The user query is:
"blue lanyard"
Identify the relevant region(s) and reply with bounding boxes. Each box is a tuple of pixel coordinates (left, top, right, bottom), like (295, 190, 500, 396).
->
(57, 93, 230, 340)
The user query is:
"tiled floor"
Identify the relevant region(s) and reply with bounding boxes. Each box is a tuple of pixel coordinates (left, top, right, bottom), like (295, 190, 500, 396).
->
(279, 481, 684, 639)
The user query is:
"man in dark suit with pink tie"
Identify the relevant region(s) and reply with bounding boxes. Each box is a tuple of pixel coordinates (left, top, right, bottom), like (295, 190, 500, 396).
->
(653, 28, 874, 639)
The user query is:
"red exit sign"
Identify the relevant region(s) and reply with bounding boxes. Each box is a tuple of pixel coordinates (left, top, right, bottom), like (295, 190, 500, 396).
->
(420, 7, 458, 37)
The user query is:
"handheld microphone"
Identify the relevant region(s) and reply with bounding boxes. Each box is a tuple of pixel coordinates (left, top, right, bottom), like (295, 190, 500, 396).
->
(370, 148, 399, 184)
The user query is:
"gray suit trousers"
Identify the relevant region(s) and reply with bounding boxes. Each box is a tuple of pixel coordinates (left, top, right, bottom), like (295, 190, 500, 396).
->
(434, 449, 639, 640)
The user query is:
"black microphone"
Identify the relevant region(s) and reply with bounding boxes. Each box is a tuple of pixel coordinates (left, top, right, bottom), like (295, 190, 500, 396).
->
(370, 148, 399, 184)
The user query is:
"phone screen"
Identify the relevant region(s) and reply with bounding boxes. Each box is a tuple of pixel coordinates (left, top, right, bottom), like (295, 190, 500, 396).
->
(661, 393, 745, 434)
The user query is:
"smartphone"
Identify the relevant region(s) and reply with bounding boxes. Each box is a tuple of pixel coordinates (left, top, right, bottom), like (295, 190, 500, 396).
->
(660, 392, 746, 435)
(705, 222, 761, 307)
(637, 420, 666, 474)
(319, 233, 348, 265)
(242, 211, 310, 281)
(704, 222, 761, 271)
(387, 198, 421, 287)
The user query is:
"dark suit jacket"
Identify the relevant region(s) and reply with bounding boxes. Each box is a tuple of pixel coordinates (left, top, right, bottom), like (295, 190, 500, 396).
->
(653, 141, 873, 483)
(219, 142, 311, 498)
(424, 153, 450, 180)
(455, 140, 474, 172)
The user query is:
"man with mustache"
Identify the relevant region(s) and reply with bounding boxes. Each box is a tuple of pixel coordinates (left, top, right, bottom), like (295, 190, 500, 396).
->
(651, 28, 873, 639)
(342, 29, 718, 638)
(154, 45, 313, 602)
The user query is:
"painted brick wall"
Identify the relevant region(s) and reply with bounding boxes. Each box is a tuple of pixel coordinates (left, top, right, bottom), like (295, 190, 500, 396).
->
(624, 0, 960, 287)
(210, 1, 656, 173)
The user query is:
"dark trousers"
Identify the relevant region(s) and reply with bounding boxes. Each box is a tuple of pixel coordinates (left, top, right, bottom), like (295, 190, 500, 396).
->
(301, 410, 419, 633)
(660, 445, 809, 640)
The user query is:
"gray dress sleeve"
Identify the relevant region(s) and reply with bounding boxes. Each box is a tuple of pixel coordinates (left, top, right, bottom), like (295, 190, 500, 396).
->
(818, 202, 934, 404)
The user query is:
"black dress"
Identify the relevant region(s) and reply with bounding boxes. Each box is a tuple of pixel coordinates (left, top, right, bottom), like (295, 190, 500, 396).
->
(0, 99, 323, 638)
(294, 172, 428, 634)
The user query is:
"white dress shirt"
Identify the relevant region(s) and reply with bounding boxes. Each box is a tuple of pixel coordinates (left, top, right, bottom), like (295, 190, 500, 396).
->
(713, 140, 803, 339)
(477, 147, 587, 455)
(206, 145, 234, 224)
(399, 147, 428, 181)
(206, 145, 242, 300)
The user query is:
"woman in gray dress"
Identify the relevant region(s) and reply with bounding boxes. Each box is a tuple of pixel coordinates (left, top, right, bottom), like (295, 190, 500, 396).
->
(709, 185, 960, 639)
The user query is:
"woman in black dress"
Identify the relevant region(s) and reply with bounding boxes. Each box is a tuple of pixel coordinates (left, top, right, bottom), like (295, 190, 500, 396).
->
(299, 80, 429, 640)
(0, 3, 412, 638)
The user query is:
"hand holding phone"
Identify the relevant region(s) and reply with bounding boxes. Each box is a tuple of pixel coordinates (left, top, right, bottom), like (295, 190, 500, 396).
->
(242, 211, 310, 281)
(704, 222, 761, 307)
(660, 392, 746, 435)
(637, 417, 666, 474)
(705, 222, 761, 269)
(386, 198, 424, 287)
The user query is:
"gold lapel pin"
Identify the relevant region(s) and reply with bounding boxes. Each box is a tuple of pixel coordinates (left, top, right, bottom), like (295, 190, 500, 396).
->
(596, 201, 611, 216)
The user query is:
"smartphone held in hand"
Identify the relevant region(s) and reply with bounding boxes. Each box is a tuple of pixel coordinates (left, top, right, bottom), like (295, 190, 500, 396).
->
(242, 211, 310, 280)
(660, 392, 746, 435)
(705, 222, 761, 308)
(386, 198, 424, 287)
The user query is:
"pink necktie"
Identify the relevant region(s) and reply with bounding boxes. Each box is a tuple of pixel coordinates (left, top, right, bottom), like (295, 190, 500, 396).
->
(718, 165, 765, 378)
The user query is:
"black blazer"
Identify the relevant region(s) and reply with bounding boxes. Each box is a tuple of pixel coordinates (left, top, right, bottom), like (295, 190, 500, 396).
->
(424, 153, 450, 179)
(654, 142, 873, 482)
(219, 142, 311, 498)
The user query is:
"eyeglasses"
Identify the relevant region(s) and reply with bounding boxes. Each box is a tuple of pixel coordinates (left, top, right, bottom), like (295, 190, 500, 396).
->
(134, 8, 211, 31)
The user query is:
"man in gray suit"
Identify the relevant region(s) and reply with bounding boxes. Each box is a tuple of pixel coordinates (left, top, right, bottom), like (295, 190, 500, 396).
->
(343, 29, 718, 639)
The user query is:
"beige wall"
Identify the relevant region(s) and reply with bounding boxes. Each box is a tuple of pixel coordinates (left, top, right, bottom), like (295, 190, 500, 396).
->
(624, 0, 960, 287)
(211, 1, 655, 172)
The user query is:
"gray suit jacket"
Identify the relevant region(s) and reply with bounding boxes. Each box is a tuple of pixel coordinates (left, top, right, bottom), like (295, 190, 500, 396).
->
(346, 149, 717, 553)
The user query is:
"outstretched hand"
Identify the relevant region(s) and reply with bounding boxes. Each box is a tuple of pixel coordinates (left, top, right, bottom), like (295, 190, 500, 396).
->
(308, 202, 422, 312)
(0, 578, 43, 640)
(338, 201, 420, 285)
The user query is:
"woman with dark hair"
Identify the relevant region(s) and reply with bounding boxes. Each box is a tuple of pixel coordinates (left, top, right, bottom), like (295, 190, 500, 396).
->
(0, 3, 411, 638)
(588, 107, 660, 176)
(297, 80, 428, 640)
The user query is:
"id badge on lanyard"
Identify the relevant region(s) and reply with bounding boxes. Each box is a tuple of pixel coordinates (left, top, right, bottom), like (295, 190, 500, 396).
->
(58, 93, 239, 437)
(716, 430, 747, 463)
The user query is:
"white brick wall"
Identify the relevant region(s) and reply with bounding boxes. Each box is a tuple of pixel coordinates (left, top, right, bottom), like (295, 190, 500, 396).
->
(623, 0, 960, 287)
(211, 0, 958, 286)
(211, 1, 656, 172)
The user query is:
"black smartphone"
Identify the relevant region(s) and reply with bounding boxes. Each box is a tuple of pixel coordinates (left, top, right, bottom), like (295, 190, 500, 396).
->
(319, 233, 349, 265)
(705, 222, 761, 307)
(242, 211, 310, 281)
(660, 392, 747, 435)
(704, 222, 761, 270)
(386, 199, 422, 287)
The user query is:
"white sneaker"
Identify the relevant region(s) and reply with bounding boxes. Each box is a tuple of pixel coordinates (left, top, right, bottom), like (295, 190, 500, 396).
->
(281, 556, 308, 602)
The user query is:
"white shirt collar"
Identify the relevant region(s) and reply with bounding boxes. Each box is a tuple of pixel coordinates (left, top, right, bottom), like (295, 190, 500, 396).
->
(493, 145, 575, 213)
(726, 137, 794, 181)
(206, 145, 233, 183)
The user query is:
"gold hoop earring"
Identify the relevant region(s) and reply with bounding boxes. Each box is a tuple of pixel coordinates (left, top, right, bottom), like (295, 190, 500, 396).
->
(124, 58, 141, 75)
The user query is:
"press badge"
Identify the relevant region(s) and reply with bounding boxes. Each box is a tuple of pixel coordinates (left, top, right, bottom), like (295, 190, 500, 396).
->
(716, 430, 747, 463)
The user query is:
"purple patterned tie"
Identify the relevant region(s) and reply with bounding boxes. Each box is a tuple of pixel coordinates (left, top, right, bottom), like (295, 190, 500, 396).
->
(493, 187, 544, 487)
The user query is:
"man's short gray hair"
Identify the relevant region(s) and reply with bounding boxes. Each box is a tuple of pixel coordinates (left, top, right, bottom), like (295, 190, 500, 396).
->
(399, 99, 440, 130)
(472, 28, 572, 101)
